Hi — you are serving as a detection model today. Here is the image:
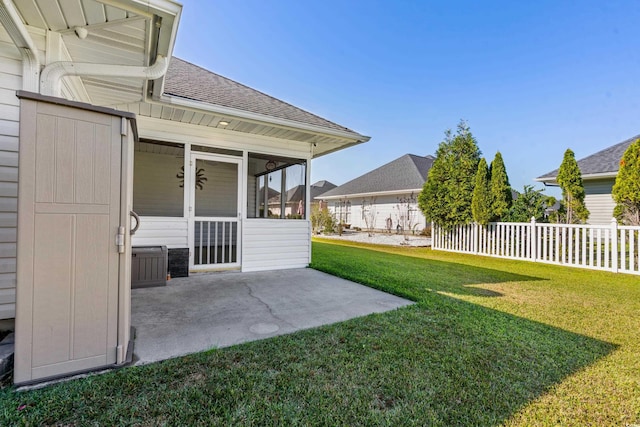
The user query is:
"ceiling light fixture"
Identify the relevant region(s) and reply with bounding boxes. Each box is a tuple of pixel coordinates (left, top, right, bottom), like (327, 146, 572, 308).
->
(74, 27, 88, 39)
(218, 120, 229, 126)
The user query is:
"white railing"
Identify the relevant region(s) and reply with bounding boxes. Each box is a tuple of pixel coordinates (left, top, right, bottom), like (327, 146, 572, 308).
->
(193, 219, 239, 267)
(433, 218, 640, 275)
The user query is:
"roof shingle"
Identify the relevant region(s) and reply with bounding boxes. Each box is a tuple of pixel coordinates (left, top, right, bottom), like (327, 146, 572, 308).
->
(538, 134, 639, 180)
(164, 57, 358, 135)
(320, 154, 434, 198)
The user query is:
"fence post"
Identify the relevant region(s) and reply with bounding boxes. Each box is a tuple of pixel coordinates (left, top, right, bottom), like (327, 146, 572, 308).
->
(473, 223, 478, 254)
(432, 223, 436, 249)
(530, 217, 537, 262)
(611, 217, 618, 273)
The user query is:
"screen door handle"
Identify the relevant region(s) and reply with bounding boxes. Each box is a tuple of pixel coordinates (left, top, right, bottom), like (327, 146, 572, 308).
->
(130, 210, 140, 235)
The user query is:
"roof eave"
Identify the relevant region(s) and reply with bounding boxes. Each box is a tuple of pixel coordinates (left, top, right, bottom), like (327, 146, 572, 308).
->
(101, 0, 182, 61)
(321, 188, 423, 200)
(535, 171, 618, 185)
(312, 138, 369, 159)
(97, 0, 182, 100)
(157, 93, 370, 145)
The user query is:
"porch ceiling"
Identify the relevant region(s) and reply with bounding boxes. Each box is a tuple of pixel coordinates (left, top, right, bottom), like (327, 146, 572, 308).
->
(12, 0, 179, 106)
(117, 101, 360, 158)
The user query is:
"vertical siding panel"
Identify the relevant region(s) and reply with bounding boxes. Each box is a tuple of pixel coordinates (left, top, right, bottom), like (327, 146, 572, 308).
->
(35, 114, 56, 203)
(55, 118, 76, 203)
(74, 121, 96, 204)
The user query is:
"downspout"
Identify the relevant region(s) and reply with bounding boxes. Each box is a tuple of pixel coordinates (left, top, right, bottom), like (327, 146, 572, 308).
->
(40, 55, 170, 98)
(0, 0, 40, 92)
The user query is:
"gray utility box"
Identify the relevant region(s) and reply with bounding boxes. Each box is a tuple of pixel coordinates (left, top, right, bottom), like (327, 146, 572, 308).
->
(132, 246, 168, 289)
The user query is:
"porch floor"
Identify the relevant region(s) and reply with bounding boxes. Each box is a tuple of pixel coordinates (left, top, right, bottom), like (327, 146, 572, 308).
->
(131, 268, 413, 364)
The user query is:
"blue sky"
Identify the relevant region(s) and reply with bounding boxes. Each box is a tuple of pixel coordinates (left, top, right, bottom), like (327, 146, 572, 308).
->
(173, 0, 640, 197)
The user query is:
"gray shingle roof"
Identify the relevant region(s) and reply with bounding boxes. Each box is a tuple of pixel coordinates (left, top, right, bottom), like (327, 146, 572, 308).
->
(310, 180, 337, 200)
(320, 154, 434, 198)
(537, 134, 639, 180)
(269, 185, 303, 204)
(164, 57, 358, 135)
(269, 180, 338, 204)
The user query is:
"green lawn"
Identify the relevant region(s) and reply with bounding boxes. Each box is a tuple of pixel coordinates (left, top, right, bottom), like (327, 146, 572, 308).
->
(1, 240, 638, 426)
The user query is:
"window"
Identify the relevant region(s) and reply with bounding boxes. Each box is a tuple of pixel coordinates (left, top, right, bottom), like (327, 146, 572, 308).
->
(247, 153, 307, 219)
(335, 200, 351, 224)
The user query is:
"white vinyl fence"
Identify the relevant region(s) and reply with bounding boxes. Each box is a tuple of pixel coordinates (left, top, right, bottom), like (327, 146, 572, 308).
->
(433, 218, 640, 275)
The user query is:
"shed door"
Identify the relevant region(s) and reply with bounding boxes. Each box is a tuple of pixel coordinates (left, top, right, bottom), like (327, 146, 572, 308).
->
(14, 96, 133, 384)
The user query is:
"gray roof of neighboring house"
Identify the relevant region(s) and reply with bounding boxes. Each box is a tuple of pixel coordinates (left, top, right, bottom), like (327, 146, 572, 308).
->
(269, 180, 338, 204)
(269, 185, 303, 204)
(164, 57, 359, 136)
(320, 154, 435, 198)
(537, 134, 639, 180)
(259, 187, 280, 200)
(311, 180, 337, 200)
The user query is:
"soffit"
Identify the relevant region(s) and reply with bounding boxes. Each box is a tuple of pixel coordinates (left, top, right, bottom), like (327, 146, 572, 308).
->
(13, 0, 153, 106)
(117, 101, 357, 158)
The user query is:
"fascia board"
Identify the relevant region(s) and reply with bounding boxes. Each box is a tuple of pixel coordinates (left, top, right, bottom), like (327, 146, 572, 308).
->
(534, 176, 557, 184)
(157, 94, 370, 143)
(321, 188, 423, 200)
(581, 172, 618, 180)
(312, 139, 367, 158)
(535, 171, 618, 184)
(98, 0, 183, 17)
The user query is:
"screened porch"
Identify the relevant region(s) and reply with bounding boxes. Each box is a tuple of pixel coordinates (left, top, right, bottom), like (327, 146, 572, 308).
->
(130, 140, 311, 273)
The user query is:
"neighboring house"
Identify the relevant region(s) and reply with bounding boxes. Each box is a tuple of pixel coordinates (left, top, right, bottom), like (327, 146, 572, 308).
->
(269, 180, 337, 217)
(311, 180, 337, 201)
(268, 185, 305, 218)
(0, 0, 369, 384)
(320, 154, 434, 231)
(536, 135, 637, 224)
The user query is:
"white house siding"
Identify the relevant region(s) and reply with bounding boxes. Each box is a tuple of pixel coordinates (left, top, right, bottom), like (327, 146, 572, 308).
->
(584, 178, 616, 225)
(131, 217, 188, 248)
(330, 193, 427, 232)
(242, 219, 310, 271)
(0, 26, 48, 319)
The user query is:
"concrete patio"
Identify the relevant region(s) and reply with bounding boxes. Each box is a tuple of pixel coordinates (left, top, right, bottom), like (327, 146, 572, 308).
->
(131, 268, 413, 364)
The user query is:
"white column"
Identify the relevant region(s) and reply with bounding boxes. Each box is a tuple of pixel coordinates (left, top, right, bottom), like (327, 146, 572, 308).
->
(184, 144, 193, 269)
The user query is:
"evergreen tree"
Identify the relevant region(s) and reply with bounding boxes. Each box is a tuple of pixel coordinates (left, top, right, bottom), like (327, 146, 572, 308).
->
(418, 120, 481, 228)
(556, 149, 589, 224)
(612, 138, 640, 225)
(471, 158, 491, 225)
(506, 185, 555, 223)
(489, 151, 512, 221)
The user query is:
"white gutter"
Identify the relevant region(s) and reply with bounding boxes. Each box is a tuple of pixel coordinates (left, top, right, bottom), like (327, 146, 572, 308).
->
(581, 172, 618, 180)
(0, 0, 40, 91)
(321, 188, 423, 201)
(535, 171, 618, 184)
(40, 55, 170, 97)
